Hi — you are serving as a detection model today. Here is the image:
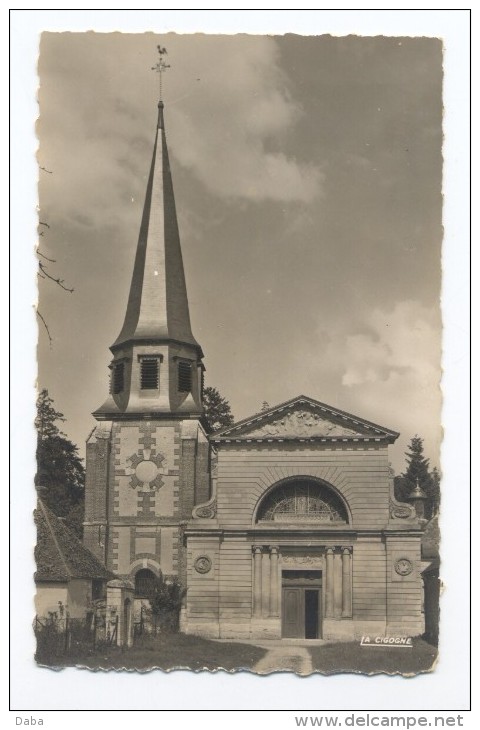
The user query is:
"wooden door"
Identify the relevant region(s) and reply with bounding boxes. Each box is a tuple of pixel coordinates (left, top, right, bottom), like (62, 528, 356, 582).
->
(282, 587, 305, 638)
(281, 570, 323, 639)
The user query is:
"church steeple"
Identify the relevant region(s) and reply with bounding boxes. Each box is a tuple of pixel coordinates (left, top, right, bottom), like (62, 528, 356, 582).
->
(111, 99, 201, 354)
(94, 58, 204, 420)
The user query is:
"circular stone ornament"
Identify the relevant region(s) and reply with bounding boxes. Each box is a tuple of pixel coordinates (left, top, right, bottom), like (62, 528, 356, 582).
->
(135, 460, 158, 483)
(394, 557, 413, 576)
(194, 556, 212, 574)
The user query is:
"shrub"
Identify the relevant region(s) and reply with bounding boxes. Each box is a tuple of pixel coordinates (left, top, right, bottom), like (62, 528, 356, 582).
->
(145, 574, 185, 633)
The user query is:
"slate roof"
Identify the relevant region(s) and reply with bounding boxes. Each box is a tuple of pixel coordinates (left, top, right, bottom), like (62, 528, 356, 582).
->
(110, 101, 201, 356)
(34, 500, 114, 583)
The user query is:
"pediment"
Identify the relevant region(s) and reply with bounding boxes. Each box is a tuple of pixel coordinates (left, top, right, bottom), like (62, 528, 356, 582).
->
(211, 396, 398, 443)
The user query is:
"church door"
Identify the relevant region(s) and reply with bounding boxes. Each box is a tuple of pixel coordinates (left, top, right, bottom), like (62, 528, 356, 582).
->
(282, 587, 304, 638)
(281, 570, 322, 639)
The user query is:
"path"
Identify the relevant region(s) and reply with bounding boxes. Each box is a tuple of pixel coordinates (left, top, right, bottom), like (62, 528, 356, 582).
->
(253, 644, 314, 675)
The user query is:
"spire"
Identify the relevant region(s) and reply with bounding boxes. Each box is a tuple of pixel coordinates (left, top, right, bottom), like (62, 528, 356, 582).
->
(112, 98, 201, 354)
(157, 99, 165, 130)
(94, 48, 204, 421)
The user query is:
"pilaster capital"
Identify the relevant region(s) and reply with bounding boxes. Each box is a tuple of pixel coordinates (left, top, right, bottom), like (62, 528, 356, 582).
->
(252, 545, 263, 555)
(326, 546, 335, 556)
(270, 545, 280, 556)
(341, 546, 352, 556)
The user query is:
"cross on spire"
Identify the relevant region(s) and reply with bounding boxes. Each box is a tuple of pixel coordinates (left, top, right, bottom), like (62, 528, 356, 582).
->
(151, 45, 170, 102)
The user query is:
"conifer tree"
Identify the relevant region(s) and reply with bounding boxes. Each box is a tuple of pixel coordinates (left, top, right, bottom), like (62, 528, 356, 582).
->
(403, 435, 432, 486)
(202, 386, 234, 432)
(35, 389, 85, 537)
(394, 435, 439, 519)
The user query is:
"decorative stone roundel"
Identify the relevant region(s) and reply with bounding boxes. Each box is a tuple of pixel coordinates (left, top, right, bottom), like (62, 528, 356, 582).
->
(135, 460, 158, 483)
(194, 556, 212, 574)
(125, 449, 166, 493)
(394, 558, 413, 576)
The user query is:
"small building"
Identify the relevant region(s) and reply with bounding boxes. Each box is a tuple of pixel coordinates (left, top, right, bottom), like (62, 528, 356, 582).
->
(35, 500, 114, 619)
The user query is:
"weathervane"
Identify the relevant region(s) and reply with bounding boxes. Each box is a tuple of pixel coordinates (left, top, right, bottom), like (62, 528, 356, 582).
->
(151, 45, 170, 102)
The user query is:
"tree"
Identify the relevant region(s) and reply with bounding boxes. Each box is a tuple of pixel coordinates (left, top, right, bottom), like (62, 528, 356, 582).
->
(145, 573, 185, 633)
(35, 389, 85, 537)
(394, 435, 440, 520)
(202, 386, 234, 432)
(427, 466, 441, 518)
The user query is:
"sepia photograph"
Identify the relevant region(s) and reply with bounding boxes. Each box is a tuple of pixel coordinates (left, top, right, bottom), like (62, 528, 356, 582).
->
(32, 30, 446, 677)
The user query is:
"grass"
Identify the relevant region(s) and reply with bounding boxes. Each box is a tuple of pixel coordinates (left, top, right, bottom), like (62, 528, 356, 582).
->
(308, 637, 438, 675)
(41, 632, 267, 672)
(38, 632, 438, 675)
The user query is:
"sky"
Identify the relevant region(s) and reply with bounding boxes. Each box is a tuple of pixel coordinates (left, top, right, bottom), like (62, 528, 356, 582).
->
(36, 32, 443, 473)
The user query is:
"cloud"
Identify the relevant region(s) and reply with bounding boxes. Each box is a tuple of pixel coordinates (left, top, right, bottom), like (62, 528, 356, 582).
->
(166, 36, 324, 203)
(286, 300, 442, 468)
(337, 300, 440, 390)
(326, 301, 442, 464)
(37, 33, 323, 242)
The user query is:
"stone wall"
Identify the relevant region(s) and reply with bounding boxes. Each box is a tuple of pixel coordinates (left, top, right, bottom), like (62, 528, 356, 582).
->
(215, 442, 391, 530)
(184, 439, 423, 640)
(84, 418, 210, 588)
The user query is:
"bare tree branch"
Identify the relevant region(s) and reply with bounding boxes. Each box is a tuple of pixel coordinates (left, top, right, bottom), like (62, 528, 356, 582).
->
(37, 165, 74, 347)
(38, 261, 74, 293)
(37, 250, 56, 263)
(36, 310, 52, 346)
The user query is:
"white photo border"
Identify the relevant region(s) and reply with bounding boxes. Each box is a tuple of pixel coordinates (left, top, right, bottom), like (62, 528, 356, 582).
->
(9, 6, 471, 716)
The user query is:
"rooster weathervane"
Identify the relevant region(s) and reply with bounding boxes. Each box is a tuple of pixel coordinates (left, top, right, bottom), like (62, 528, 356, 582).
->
(151, 45, 170, 101)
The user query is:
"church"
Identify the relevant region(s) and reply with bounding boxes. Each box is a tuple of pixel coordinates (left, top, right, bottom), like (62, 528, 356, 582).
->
(83, 95, 426, 642)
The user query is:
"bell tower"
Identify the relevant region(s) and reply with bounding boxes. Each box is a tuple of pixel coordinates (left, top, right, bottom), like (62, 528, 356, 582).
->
(83, 50, 210, 587)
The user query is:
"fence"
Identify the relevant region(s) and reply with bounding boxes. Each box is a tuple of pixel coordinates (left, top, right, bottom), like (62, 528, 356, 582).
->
(133, 604, 179, 638)
(34, 603, 181, 663)
(34, 607, 119, 663)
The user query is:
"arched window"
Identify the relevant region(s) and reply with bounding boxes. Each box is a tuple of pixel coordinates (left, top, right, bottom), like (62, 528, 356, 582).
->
(256, 479, 348, 524)
(134, 568, 157, 598)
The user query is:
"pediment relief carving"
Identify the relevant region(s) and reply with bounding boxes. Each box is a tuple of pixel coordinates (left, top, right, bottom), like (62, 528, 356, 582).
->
(239, 410, 362, 439)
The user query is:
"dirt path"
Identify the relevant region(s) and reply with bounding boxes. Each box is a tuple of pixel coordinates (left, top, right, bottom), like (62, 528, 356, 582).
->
(253, 645, 313, 675)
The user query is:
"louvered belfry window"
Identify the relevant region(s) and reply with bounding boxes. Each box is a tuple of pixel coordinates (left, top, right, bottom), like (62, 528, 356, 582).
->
(140, 358, 159, 390)
(178, 361, 192, 393)
(113, 362, 124, 394)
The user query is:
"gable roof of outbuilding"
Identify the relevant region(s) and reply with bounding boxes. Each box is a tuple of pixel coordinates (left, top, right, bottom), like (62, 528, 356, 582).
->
(34, 500, 114, 583)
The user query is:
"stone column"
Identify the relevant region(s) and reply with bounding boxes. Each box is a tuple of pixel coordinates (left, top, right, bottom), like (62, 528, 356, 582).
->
(269, 546, 279, 616)
(341, 547, 352, 618)
(325, 547, 335, 618)
(261, 550, 270, 616)
(334, 551, 343, 617)
(252, 546, 262, 617)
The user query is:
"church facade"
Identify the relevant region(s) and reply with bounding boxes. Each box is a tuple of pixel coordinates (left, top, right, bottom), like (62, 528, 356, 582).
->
(84, 99, 425, 641)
